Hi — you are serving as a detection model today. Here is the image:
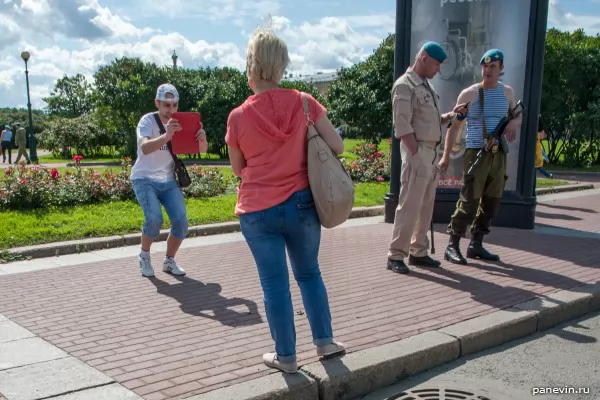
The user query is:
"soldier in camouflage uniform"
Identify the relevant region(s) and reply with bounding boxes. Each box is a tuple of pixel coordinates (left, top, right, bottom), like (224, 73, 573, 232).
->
(437, 49, 522, 264)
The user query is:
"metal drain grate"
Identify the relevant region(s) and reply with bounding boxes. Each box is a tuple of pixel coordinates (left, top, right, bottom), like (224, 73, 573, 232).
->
(388, 387, 492, 399)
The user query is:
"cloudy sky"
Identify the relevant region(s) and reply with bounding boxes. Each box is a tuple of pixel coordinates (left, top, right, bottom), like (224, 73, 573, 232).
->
(0, 0, 596, 110)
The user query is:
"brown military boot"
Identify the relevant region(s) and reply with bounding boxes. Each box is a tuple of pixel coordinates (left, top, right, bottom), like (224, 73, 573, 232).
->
(444, 234, 467, 265)
(466, 233, 500, 261)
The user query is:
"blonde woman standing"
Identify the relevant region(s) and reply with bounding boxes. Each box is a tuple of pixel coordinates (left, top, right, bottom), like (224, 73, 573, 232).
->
(225, 28, 346, 373)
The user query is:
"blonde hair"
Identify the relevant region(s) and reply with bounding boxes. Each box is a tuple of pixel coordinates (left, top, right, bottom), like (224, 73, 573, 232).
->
(246, 28, 290, 84)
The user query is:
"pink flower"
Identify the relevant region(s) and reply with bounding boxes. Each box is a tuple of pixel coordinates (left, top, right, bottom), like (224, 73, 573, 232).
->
(50, 168, 59, 179)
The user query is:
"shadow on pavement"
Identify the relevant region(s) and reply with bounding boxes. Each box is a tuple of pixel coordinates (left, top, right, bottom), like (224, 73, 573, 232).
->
(534, 211, 582, 221)
(149, 275, 263, 327)
(408, 264, 596, 345)
(467, 261, 588, 291)
(538, 202, 598, 214)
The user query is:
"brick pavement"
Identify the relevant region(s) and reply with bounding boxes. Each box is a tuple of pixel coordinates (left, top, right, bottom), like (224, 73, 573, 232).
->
(0, 193, 599, 400)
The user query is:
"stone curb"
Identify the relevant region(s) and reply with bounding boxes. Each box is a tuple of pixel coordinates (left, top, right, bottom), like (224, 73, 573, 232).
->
(535, 183, 594, 195)
(6, 183, 595, 261)
(187, 282, 600, 400)
(548, 170, 600, 177)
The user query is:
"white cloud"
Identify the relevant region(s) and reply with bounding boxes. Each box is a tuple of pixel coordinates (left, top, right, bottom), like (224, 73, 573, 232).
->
(144, 0, 281, 24)
(0, 1, 395, 110)
(271, 14, 393, 74)
(548, 0, 600, 35)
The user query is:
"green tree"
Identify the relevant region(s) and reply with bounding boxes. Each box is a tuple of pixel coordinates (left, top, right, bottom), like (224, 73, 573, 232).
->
(92, 57, 169, 158)
(37, 114, 111, 158)
(43, 74, 94, 118)
(541, 28, 600, 166)
(327, 33, 395, 143)
(196, 68, 252, 158)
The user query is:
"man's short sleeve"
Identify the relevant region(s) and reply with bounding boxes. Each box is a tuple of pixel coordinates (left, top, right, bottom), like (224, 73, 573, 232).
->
(225, 108, 240, 149)
(392, 82, 414, 137)
(136, 114, 155, 143)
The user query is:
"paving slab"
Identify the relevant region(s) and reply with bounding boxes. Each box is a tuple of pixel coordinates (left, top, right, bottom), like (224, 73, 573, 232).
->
(0, 357, 113, 400)
(0, 337, 68, 370)
(0, 320, 35, 343)
(52, 383, 143, 400)
(0, 193, 599, 399)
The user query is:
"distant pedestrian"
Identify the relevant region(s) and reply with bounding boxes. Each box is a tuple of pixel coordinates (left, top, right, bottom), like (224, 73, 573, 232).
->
(130, 83, 208, 278)
(1, 125, 13, 164)
(14, 122, 31, 164)
(225, 27, 346, 373)
(535, 114, 553, 180)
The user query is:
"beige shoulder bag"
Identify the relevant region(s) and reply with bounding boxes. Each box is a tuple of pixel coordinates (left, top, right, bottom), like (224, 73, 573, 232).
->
(300, 92, 355, 229)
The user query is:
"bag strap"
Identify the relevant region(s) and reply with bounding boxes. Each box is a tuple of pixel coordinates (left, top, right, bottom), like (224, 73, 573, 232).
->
(478, 83, 487, 141)
(300, 92, 318, 140)
(153, 112, 179, 164)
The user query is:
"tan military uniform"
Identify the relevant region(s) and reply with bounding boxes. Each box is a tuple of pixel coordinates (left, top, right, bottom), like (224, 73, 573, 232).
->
(388, 67, 443, 260)
(15, 127, 30, 164)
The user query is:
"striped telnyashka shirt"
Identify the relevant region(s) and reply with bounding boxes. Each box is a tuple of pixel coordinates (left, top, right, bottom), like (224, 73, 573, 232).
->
(465, 82, 509, 149)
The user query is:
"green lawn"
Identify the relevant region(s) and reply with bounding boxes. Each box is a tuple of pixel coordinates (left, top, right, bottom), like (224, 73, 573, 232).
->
(0, 182, 389, 251)
(0, 175, 570, 254)
(536, 178, 569, 188)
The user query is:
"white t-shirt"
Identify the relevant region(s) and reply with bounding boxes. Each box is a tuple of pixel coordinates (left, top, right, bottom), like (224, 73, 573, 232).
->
(130, 112, 175, 182)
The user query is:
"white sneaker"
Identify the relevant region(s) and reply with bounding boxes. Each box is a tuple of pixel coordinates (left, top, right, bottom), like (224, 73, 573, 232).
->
(316, 341, 346, 358)
(139, 253, 154, 277)
(163, 257, 186, 276)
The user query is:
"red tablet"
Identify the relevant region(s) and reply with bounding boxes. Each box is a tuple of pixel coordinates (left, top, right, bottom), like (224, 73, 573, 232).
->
(170, 112, 202, 155)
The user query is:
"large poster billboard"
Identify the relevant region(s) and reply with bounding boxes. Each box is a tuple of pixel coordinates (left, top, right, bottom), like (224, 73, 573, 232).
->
(410, 0, 531, 191)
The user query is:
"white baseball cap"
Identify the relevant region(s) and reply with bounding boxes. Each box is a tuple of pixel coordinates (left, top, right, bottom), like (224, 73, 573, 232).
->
(155, 83, 179, 102)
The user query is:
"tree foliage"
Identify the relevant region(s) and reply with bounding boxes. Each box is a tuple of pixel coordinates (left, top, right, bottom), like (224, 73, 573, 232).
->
(36, 28, 600, 166)
(39, 56, 329, 159)
(43, 74, 94, 118)
(541, 28, 600, 166)
(327, 34, 394, 143)
(37, 114, 112, 158)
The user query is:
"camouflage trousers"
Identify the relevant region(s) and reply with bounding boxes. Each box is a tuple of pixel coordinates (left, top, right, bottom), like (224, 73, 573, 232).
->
(447, 148, 507, 237)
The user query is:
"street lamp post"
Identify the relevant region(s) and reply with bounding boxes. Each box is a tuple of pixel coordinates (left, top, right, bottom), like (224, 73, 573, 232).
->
(20, 51, 37, 163)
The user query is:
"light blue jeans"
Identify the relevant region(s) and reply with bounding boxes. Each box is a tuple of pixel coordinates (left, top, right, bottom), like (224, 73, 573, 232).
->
(240, 188, 334, 363)
(132, 178, 188, 240)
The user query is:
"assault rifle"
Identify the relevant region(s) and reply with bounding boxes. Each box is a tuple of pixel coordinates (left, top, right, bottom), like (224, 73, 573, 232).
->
(467, 100, 524, 175)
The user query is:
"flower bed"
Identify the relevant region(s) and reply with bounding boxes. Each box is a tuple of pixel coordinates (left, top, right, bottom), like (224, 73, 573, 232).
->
(0, 159, 236, 211)
(343, 140, 391, 183)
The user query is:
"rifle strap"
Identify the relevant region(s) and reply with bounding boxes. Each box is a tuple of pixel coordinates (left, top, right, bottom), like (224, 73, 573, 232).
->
(478, 82, 487, 142)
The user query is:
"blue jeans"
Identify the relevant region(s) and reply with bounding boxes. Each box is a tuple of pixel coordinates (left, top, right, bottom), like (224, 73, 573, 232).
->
(240, 188, 333, 363)
(132, 178, 188, 240)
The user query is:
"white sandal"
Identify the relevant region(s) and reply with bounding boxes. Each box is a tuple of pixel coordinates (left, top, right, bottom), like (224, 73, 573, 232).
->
(262, 353, 298, 373)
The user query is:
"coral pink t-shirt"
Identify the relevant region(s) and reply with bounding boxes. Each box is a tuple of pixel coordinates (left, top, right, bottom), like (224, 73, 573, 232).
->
(225, 88, 326, 216)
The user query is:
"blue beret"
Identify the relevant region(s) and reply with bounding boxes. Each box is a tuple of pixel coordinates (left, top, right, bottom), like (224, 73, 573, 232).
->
(422, 41, 447, 63)
(480, 49, 504, 65)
